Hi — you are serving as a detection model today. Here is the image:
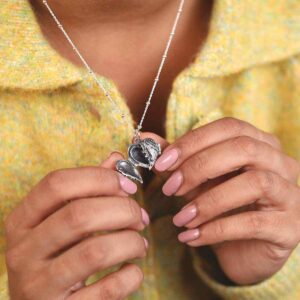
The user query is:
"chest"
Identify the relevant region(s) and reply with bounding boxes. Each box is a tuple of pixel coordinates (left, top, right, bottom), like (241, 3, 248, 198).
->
(0, 63, 293, 217)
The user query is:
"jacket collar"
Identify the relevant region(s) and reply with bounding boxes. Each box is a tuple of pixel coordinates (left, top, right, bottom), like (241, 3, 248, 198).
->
(0, 0, 83, 90)
(1, 0, 300, 90)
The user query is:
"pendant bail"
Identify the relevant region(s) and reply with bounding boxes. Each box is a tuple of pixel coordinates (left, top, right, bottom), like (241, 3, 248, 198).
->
(133, 128, 141, 143)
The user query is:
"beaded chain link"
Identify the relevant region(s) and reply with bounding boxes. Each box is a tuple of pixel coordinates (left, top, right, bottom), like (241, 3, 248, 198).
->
(42, 0, 186, 139)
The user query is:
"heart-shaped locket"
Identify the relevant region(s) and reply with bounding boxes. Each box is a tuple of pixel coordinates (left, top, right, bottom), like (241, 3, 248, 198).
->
(128, 138, 161, 170)
(116, 160, 143, 184)
(128, 143, 151, 169)
(140, 138, 161, 169)
(116, 138, 161, 183)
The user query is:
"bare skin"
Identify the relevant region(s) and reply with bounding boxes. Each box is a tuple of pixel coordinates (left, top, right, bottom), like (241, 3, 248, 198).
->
(30, 0, 213, 136)
(153, 118, 300, 285)
(5, 1, 213, 299)
(5, 152, 150, 299)
(5, 1, 300, 298)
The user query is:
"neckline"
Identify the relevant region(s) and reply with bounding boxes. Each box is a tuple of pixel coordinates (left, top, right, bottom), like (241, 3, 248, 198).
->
(1, 1, 300, 90)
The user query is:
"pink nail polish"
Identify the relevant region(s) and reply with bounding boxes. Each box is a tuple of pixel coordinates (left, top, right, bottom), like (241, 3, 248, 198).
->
(143, 237, 149, 250)
(155, 148, 179, 171)
(178, 229, 200, 243)
(70, 281, 85, 292)
(162, 171, 183, 196)
(118, 174, 137, 194)
(141, 208, 150, 226)
(173, 204, 197, 227)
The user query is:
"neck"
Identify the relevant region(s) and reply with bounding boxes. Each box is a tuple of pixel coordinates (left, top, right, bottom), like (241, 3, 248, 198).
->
(30, 0, 212, 136)
(31, 0, 181, 25)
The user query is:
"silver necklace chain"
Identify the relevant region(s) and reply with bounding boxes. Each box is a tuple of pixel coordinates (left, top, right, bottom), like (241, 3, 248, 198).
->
(42, 0, 185, 139)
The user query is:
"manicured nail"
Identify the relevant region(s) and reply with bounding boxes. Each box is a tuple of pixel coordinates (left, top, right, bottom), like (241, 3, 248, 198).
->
(155, 148, 179, 171)
(178, 229, 200, 243)
(173, 204, 197, 227)
(162, 171, 183, 196)
(141, 208, 150, 226)
(118, 174, 137, 194)
(143, 237, 149, 250)
(70, 281, 85, 292)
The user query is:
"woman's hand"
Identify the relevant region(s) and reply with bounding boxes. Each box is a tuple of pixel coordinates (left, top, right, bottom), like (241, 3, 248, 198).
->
(4, 153, 149, 300)
(155, 117, 300, 285)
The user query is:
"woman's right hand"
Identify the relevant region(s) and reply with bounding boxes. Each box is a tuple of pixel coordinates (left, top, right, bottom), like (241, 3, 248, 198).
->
(4, 153, 149, 300)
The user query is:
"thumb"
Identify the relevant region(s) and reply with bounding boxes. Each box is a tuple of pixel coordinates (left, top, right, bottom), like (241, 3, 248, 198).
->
(140, 132, 170, 180)
(100, 151, 125, 169)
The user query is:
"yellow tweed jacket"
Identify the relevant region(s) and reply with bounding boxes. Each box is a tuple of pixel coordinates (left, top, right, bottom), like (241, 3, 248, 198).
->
(1, 1, 300, 299)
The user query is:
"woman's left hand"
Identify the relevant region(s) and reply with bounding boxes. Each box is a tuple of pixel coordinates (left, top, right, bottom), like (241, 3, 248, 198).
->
(154, 117, 300, 285)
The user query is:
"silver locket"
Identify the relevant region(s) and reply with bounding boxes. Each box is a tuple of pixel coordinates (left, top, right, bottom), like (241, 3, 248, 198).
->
(116, 138, 161, 183)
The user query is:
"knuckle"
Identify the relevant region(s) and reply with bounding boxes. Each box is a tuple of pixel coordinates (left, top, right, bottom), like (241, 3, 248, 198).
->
(64, 202, 89, 233)
(249, 170, 276, 197)
(279, 229, 297, 249)
(266, 246, 291, 262)
(95, 167, 115, 186)
(285, 229, 299, 249)
(188, 127, 202, 148)
(129, 265, 144, 287)
(204, 189, 221, 211)
(233, 136, 258, 158)
(99, 265, 143, 300)
(274, 217, 298, 249)
(44, 170, 66, 195)
(122, 198, 141, 224)
(94, 167, 106, 182)
(129, 231, 147, 258)
(79, 240, 106, 268)
(48, 256, 72, 286)
(99, 277, 122, 300)
(247, 214, 263, 236)
(268, 133, 282, 150)
(213, 221, 226, 238)
(191, 152, 208, 172)
(220, 117, 244, 135)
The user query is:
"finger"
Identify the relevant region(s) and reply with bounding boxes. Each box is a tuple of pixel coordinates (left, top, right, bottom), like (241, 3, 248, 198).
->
(173, 170, 299, 228)
(6, 166, 138, 234)
(139, 132, 170, 181)
(100, 152, 124, 169)
(68, 281, 86, 293)
(68, 264, 143, 300)
(155, 117, 282, 172)
(28, 197, 149, 258)
(178, 211, 297, 249)
(48, 230, 148, 291)
(163, 136, 298, 196)
(179, 169, 240, 202)
(140, 132, 170, 180)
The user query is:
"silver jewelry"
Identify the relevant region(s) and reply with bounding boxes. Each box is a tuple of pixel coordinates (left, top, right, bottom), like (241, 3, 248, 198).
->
(43, 0, 185, 183)
(117, 138, 161, 183)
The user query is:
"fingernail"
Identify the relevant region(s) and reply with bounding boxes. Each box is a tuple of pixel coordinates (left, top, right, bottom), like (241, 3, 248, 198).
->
(118, 174, 137, 194)
(173, 204, 197, 227)
(162, 171, 183, 196)
(143, 237, 149, 250)
(70, 281, 85, 292)
(141, 208, 150, 226)
(178, 229, 200, 243)
(155, 148, 179, 171)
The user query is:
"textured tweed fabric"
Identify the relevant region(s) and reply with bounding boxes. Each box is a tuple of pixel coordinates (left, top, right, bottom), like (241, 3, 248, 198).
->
(0, 0, 300, 299)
